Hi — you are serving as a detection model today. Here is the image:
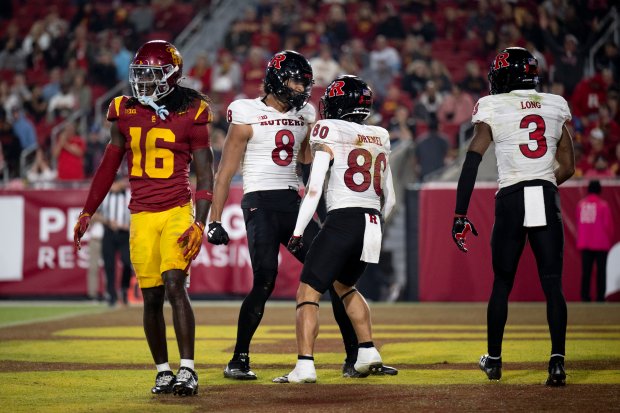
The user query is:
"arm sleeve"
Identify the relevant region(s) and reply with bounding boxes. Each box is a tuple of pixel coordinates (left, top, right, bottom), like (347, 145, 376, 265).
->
(454, 151, 483, 215)
(82, 144, 124, 215)
(293, 150, 331, 236)
(382, 165, 396, 218)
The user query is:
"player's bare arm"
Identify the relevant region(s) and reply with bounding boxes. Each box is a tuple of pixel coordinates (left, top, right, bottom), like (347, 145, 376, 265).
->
(192, 146, 215, 225)
(210, 123, 252, 221)
(468, 122, 493, 156)
(554, 122, 575, 186)
(297, 128, 312, 164)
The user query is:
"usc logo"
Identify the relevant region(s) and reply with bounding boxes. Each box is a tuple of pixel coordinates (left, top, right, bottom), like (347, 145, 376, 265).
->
(166, 47, 182, 66)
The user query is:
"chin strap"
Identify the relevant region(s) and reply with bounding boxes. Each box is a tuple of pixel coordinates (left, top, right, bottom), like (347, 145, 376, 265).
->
(138, 95, 170, 120)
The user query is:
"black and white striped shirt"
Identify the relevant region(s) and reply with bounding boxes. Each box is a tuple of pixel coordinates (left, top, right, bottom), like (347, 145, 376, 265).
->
(99, 189, 131, 229)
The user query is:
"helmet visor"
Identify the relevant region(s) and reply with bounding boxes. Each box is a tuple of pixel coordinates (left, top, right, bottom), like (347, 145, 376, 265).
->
(129, 65, 169, 100)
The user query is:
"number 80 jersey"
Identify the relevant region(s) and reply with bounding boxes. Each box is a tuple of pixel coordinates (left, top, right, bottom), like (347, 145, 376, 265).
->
(310, 119, 391, 213)
(227, 98, 316, 194)
(472, 89, 571, 188)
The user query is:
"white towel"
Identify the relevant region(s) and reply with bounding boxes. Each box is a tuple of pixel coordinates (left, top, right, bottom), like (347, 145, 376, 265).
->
(523, 186, 547, 227)
(361, 213, 382, 263)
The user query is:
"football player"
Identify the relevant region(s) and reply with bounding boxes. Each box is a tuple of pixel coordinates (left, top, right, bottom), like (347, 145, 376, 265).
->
(273, 75, 396, 383)
(73, 40, 213, 396)
(208, 51, 397, 380)
(451, 47, 575, 386)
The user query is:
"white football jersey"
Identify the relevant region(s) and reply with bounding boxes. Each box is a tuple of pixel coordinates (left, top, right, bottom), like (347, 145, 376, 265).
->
(310, 119, 391, 212)
(227, 98, 316, 194)
(472, 89, 571, 188)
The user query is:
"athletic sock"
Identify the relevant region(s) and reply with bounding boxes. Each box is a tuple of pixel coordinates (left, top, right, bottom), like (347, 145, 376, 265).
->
(359, 341, 374, 348)
(156, 362, 171, 373)
(180, 359, 194, 370)
(298, 355, 314, 361)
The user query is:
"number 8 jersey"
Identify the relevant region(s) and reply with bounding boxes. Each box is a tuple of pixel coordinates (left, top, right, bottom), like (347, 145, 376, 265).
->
(227, 98, 316, 194)
(472, 89, 571, 188)
(310, 119, 390, 212)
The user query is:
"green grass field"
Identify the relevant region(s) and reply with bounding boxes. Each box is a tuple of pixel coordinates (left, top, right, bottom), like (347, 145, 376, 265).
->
(0, 302, 618, 412)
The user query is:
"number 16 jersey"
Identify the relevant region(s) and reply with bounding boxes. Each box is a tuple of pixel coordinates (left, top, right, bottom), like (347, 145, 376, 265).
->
(472, 89, 571, 188)
(227, 98, 316, 194)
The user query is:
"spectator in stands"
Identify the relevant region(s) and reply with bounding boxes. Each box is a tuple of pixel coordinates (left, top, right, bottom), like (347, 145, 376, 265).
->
(610, 143, 620, 177)
(47, 80, 76, 122)
(411, 11, 437, 44)
(467, 0, 496, 36)
(70, 2, 105, 33)
(91, 50, 119, 89)
(595, 40, 620, 74)
(542, 29, 585, 97)
(324, 4, 349, 50)
(129, 0, 155, 35)
(402, 59, 430, 99)
(438, 83, 475, 126)
(571, 68, 615, 129)
(459, 61, 487, 99)
(309, 44, 341, 88)
(65, 24, 95, 71)
(42, 67, 62, 102)
(345, 37, 370, 70)
(0, 107, 21, 178)
(364, 59, 394, 101)
(1, 79, 19, 114)
(0, 22, 26, 72)
(26, 147, 56, 185)
(415, 115, 449, 181)
(52, 121, 85, 181)
(414, 80, 444, 123)
(10, 107, 37, 152)
(387, 106, 415, 147)
(23, 85, 47, 123)
(211, 49, 242, 94)
(110, 36, 132, 83)
(9, 73, 32, 108)
(22, 20, 51, 58)
(349, 1, 376, 43)
(72, 72, 92, 117)
(376, 2, 407, 41)
(252, 20, 281, 54)
(370, 35, 401, 75)
(585, 127, 607, 164)
(577, 180, 614, 302)
(84, 122, 108, 178)
(597, 104, 620, 156)
(429, 60, 452, 94)
(380, 83, 413, 127)
(573, 142, 590, 179)
(585, 154, 613, 179)
(188, 52, 213, 94)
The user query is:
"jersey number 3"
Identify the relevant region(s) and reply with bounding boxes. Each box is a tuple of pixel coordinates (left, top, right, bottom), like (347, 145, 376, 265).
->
(344, 149, 387, 196)
(519, 114, 547, 159)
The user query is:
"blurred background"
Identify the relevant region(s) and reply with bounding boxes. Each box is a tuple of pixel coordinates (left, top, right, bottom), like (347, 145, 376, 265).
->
(0, 0, 618, 304)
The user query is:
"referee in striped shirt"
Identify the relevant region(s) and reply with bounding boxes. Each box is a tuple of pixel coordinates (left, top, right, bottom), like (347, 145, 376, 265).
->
(97, 178, 132, 307)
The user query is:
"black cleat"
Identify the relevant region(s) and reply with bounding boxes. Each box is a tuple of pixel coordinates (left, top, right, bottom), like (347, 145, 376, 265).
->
(479, 355, 502, 381)
(342, 361, 399, 378)
(151, 371, 176, 394)
(546, 359, 566, 387)
(224, 355, 257, 380)
(172, 367, 198, 396)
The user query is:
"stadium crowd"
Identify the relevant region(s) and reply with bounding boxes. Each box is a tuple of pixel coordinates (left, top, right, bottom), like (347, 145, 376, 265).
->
(0, 0, 619, 185)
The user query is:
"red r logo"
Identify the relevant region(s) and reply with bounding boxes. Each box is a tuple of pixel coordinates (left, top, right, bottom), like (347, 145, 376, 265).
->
(269, 54, 286, 70)
(368, 215, 378, 224)
(494, 52, 510, 69)
(328, 81, 345, 97)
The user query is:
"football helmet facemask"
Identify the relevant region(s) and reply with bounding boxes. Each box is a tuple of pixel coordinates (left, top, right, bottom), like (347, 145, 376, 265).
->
(264, 50, 314, 111)
(488, 47, 539, 95)
(129, 40, 183, 102)
(320, 75, 373, 123)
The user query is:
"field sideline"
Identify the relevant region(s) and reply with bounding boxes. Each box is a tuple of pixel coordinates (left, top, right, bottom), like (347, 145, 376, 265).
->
(0, 301, 618, 412)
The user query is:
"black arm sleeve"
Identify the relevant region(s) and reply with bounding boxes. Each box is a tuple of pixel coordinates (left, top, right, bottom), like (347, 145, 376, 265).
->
(455, 151, 483, 215)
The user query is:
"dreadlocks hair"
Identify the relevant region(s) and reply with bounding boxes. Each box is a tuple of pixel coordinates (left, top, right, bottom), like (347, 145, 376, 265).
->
(126, 85, 211, 113)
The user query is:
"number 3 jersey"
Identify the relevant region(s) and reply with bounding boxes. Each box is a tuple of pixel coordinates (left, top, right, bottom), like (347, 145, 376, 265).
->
(227, 98, 315, 194)
(106, 95, 212, 212)
(472, 89, 571, 188)
(310, 119, 390, 213)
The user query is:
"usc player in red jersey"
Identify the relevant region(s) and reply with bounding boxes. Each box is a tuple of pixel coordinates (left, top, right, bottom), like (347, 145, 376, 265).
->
(73, 40, 213, 396)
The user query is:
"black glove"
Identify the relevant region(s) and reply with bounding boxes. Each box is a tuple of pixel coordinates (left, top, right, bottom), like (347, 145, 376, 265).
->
(287, 235, 303, 255)
(452, 216, 478, 253)
(207, 221, 230, 245)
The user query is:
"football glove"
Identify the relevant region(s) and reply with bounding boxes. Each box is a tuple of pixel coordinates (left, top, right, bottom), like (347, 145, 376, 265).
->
(73, 211, 92, 251)
(452, 216, 478, 253)
(207, 221, 230, 245)
(287, 235, 303, 255)
(177, 221, 205, 260)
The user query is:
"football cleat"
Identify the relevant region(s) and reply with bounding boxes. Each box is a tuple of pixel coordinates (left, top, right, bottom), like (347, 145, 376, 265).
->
(342, 360, 399, 378)
(151, 370, 176, 394)
(546, 359, 566, 387)
(172, 367, 198, 396)
(354, 347, 383, 375)
(479, 355, 502, 381)
(273, 361, 316, 384)
(224, 355, 257, 380)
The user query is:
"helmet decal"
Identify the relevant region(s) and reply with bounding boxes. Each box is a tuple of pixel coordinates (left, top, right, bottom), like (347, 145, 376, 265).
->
(327, 80, 345, 97)
(268, 53, 286, 70)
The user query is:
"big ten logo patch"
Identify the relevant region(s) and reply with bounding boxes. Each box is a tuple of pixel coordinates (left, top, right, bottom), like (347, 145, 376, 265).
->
(166, 46, 182, 66)
(125, 108, 137, 115)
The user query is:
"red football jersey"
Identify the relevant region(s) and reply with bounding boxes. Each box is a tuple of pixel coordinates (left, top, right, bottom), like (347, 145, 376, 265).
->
(107, 95, 211, 212)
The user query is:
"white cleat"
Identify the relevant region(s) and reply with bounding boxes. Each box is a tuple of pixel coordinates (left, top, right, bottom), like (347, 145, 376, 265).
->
(354, 347, 383, 375)
(272, 360, 317, 383)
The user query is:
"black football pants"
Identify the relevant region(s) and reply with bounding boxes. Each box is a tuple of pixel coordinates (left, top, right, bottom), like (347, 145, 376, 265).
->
(234, 207, 358, 360)
(580, 250, 608, 302)
(487, 187, 567, 358)
(102, 227, 132, 305)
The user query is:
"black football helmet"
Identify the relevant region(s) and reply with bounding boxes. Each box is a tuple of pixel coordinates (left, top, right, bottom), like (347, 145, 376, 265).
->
(488, 47, 539, 95)
(264, 50, 313, 111)
(320, 75, 373, 123)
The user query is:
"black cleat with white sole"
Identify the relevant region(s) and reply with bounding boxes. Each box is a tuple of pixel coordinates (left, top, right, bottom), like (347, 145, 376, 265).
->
(151, 371, 176, 394)
(173, 367, 198, 396)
